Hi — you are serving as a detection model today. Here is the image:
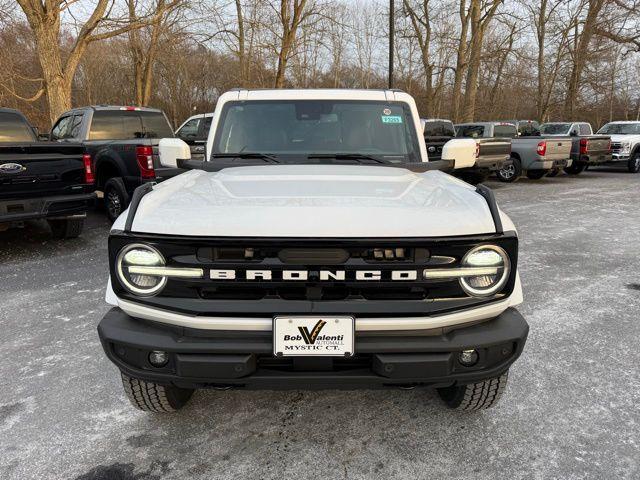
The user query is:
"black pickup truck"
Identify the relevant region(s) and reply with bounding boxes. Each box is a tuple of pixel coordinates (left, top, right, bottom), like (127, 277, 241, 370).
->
(0, 108, 95, 238)
(421, 118, 455, 161)
(50, 106, 180, 221)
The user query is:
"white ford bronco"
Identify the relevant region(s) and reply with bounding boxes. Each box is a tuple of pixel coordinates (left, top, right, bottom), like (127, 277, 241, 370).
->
(98, 89, 528, 412)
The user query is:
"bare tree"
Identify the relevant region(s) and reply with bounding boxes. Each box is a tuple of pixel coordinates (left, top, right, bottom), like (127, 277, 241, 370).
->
(12, 0, 156, 123)
(128, 0, 182, 106)
(460, 0, 503, 122)
(403, 0, 436, 117)
(273, 0, 310, 88)
(451, 0, 472, 122)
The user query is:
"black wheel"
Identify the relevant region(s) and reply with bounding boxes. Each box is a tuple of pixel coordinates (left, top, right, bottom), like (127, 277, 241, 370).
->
(121, 373, 194, 413)
(546, 168, 560, 177)
(496, 157, 521, 183)
(47, 218, 84, 239)
(564, 162, 586, 175)
(526, 169, 548, 180)
(628, 153, 640, 173)
(437, 371, 509, 411)
(104, 178, 129, 222)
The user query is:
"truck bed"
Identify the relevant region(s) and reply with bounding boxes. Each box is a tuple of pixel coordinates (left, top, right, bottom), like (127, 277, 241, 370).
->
(511, 136, 572, 170)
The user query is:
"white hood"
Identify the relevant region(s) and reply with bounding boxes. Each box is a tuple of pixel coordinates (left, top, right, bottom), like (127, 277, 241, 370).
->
(125, 165, 497, 237)
(608, 134, 640, 143)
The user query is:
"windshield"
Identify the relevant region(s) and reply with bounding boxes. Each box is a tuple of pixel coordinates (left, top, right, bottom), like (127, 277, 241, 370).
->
(0, 112, 36, 143)
(540, 123, 571, 135)
(212, 100, 421, 163)
(597, 123, 640, 135)
(423, 120, 455, 137)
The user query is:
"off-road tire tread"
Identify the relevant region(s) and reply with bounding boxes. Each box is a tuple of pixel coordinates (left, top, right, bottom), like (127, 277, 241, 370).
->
(121, 373, 189, 413)
(439, 372, 509, 411)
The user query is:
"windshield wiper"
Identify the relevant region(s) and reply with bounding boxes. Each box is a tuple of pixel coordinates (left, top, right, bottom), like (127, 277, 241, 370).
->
(306, 153, 392, 164)
(209, 153, 280, 163)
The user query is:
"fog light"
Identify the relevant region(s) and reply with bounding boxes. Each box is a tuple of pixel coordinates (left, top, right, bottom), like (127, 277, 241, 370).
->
(148, 350, 169, 367)
(459, 349, 479, 367)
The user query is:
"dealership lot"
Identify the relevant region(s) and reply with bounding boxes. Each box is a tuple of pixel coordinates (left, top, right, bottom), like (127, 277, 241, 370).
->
(0, 169, 638, 480)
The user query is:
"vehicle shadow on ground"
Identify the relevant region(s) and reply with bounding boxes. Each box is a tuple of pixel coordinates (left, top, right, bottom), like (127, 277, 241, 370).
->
(0, 212, 110, 263)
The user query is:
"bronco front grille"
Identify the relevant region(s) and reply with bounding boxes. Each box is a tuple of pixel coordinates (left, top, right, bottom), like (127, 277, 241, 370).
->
(109, 233, 518, 317)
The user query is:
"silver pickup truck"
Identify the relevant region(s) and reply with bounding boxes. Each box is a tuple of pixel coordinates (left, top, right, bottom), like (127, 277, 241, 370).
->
(457, 122, 572, 182)
(454, 122, 511, 183)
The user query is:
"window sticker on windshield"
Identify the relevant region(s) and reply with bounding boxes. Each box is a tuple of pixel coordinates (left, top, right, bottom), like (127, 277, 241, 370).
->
(382, 115, 402, 124)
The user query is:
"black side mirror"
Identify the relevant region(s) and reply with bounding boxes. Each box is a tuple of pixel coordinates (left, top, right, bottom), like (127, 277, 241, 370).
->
(570, 130, 578, 136)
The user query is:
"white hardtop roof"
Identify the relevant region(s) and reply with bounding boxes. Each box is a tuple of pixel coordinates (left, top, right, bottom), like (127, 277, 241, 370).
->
(218, 88, 412, 102)
(606, 120, 640, 124)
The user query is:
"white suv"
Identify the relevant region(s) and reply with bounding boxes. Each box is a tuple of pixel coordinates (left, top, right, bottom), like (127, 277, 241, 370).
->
(97, 89, 528, 413)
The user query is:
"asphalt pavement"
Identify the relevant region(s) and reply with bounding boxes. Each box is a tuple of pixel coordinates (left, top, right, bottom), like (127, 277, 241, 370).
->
(1, 167, 639, 480)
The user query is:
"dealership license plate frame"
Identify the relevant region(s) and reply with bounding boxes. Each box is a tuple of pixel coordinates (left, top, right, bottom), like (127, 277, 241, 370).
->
(273, 315, 355, 357)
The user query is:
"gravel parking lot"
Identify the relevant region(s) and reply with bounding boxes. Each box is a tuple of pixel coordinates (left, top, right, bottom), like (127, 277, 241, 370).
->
(1, 168, 639, 480)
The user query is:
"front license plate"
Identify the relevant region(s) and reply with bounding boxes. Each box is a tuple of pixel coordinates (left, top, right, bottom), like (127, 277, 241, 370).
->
(273, 316, 355, 357)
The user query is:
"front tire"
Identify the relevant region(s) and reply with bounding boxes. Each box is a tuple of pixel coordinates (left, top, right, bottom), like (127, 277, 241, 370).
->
(104, 178, 129, 222)
(496, 158, 521, 183)
(48, 218, 84, 239)
(121, 373, 194, 413)
(628, 153, 640, 173)
(437, 371, 509, 411)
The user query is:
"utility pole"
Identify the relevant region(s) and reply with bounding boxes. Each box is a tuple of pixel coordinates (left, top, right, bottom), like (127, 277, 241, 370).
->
(389, 0, 394, 89)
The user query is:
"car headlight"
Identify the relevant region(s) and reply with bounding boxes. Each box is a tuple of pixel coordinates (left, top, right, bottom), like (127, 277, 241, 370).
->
(622, 142, 632, 153)
(116, 243, 167, 296)
(459, 245, 510, 297)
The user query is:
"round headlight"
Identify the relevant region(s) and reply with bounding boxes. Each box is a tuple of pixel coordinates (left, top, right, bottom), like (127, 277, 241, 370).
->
(116, 243, 167, 296)
(459, 245, 510, 297)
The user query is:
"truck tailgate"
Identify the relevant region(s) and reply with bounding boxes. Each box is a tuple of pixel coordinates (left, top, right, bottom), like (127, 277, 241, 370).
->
(541, 138, 572, 160)
(0, 143, 86, 200)
(476, 138, 510, 166)
(584, 136, 610, 155)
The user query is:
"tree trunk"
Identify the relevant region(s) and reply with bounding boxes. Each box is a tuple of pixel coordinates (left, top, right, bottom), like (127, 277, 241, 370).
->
(33, 23, 72, 123)
(274, 0, 308, 88)
(535, 0, 547, 121)
(460, 0, 482, 122)
(451, 0, 470, 122)
(235, 0, 246, 87)
(563, 0, 604, 118)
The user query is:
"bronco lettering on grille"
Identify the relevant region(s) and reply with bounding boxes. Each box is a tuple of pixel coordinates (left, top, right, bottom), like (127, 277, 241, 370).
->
(209, 269, 419, 281)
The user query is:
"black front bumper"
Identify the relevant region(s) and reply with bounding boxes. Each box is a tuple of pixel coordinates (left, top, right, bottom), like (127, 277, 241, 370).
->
(0, 192, 95, 223)
(98, 307, 529, 390)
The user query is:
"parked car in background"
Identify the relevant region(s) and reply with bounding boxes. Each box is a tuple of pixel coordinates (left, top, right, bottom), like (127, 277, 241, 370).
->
(175, 113, 213, 161)
(489, 122, 572, 182)
(0, 108, 95, 238)
(454, 122, 512, 183)
(421, 118, 455, 161)
(50, 106, 180, 221)
(539, 122, 612, 174)
(596, 121, 640, 173)
(499, 120, 540, 136)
